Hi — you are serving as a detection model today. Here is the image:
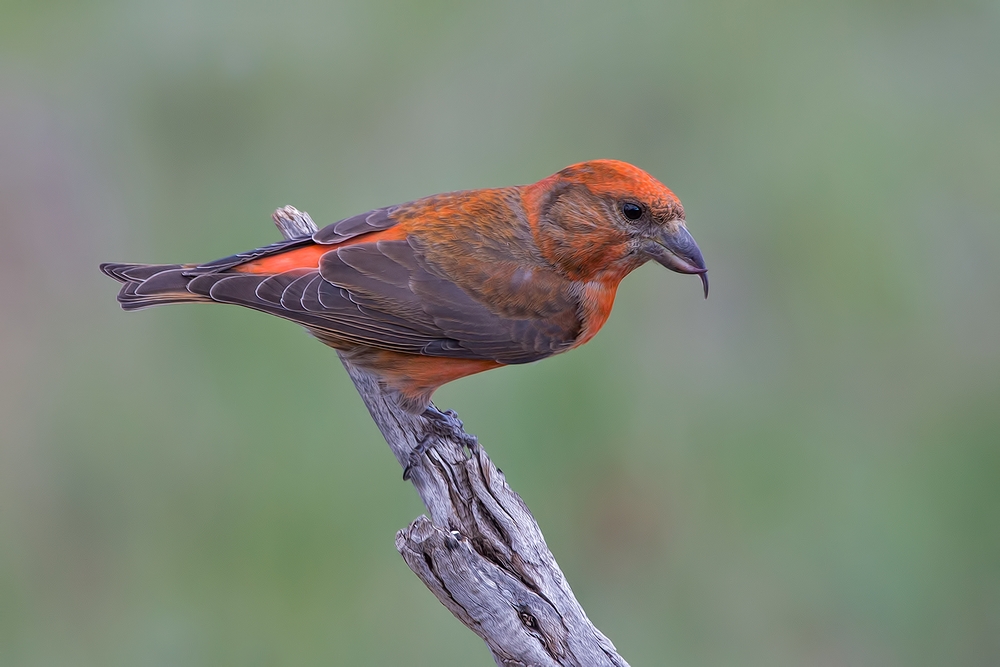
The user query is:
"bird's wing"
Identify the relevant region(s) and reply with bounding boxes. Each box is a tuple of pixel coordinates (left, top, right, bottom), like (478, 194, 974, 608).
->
(195, 206, 399, 273)
(311, 206, 399, 244)
(187, 238, 582, 364)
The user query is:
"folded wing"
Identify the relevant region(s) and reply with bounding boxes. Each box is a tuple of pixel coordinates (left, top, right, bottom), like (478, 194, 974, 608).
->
(186, 238, 581, 364)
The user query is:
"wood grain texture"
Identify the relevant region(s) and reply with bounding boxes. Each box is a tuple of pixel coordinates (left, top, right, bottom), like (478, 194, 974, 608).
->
(276, 206, 630, 667)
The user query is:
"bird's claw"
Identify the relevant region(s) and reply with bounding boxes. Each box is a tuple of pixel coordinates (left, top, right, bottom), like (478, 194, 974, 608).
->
(423, 406, 479, 453)
(402, 435, 434, 481)
(403, 405, 478, 481)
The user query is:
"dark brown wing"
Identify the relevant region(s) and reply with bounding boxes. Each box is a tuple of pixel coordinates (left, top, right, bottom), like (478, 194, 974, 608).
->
(186, 239, 582, 364)
(311, 206, 398, 244)
(195, 206, 399, 273)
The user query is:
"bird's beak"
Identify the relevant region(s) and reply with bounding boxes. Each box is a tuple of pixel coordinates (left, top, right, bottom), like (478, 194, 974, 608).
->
(641, 222, 709, 298)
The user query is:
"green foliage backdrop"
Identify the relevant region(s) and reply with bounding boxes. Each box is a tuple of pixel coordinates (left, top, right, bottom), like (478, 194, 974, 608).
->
(1, 2, 998, 665)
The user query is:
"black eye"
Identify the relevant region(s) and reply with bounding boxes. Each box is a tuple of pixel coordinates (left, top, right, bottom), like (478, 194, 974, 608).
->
(621, 202, 643, 221)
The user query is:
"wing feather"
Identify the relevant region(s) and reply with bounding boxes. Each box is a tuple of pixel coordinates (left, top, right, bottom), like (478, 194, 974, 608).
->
(188, 206, 399, 274)
(312, 206, 397, 244)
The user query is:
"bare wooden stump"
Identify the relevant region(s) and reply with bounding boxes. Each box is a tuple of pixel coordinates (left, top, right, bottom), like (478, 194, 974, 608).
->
(274, 206, 630, 667)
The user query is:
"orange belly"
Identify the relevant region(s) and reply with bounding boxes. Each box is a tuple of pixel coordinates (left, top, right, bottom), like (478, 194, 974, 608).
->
(341, 347, 502, 413)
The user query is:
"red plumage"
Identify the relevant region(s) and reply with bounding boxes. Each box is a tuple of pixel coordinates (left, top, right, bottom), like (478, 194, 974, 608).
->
(102, 160, 707, 413)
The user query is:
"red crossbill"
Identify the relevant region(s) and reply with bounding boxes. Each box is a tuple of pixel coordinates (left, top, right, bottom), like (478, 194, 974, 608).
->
(102, 160, 707, 417)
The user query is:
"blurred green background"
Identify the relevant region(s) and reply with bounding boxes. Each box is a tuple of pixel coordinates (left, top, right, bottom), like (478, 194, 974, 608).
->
(1, 1, 998, 665)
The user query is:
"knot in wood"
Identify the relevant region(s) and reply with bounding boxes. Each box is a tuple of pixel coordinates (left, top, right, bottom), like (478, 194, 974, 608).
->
(516, 604, 540, 631)
(445, 530, 463, 550)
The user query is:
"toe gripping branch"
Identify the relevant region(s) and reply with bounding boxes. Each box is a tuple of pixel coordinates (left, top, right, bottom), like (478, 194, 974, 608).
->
(404, 405, 480, 481)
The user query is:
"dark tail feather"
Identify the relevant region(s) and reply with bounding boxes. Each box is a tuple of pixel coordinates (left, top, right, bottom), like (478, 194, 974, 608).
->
(100, 262, 211, 311)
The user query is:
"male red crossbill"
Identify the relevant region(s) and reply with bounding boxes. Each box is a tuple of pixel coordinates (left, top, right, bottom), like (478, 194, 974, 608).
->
(102, 160, 707, 420)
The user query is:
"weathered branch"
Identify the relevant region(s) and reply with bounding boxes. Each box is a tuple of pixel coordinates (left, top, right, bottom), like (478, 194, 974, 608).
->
(274, 206, 630, 667)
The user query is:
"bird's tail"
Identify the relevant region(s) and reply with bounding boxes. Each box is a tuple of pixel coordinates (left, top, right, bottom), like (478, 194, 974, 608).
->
(100, 262, 211, 311)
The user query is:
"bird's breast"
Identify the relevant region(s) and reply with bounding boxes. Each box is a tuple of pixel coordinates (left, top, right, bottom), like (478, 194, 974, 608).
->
(572, 280, 619, 349)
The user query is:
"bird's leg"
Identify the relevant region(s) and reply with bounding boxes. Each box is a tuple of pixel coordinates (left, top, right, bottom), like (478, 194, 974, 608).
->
(403, 404, 479, 480)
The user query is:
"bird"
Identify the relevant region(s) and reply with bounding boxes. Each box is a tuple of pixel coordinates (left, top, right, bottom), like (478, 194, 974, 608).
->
(102, 159, 707, 436)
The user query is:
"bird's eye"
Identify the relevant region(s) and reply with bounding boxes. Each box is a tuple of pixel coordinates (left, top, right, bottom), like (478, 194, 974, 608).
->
(621, 202, 643, 221)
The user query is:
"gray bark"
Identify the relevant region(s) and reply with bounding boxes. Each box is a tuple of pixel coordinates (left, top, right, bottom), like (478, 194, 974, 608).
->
(273, 206, 631, 667)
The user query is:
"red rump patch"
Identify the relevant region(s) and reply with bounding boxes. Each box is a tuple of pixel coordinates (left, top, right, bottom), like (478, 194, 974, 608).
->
(232, 227, 409, 274)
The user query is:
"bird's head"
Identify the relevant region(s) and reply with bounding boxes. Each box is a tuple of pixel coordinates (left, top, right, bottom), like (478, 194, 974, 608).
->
(528, 159, 708, 297)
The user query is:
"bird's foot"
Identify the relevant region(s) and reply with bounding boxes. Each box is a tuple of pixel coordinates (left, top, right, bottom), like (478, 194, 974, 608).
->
(403, 405, 479, 480)
(402, 435, 434, 481)
(423, 405, 479, 452)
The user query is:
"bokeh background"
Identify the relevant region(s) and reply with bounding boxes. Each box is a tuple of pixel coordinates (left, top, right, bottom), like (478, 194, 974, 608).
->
(2, 1, 998, 665)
